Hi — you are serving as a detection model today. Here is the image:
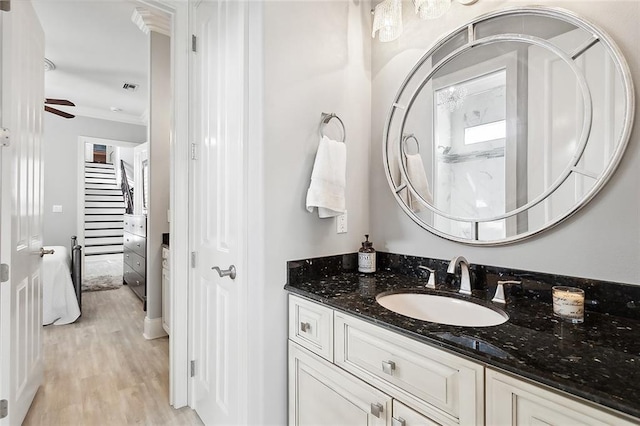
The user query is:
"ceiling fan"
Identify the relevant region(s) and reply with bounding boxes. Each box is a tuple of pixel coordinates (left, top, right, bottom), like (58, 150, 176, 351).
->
(44, 98, 75, 119)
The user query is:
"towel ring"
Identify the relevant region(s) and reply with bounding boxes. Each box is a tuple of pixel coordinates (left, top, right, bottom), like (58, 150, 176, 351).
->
(401, 134, 420, 156)
(319, 112, 346, 143)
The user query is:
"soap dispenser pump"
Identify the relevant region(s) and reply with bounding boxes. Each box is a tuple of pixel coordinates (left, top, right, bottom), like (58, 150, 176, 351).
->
(358, 234, 376, 273)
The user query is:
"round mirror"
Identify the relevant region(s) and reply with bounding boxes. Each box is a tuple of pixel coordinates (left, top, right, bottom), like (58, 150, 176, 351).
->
(383, 7, 634, 245)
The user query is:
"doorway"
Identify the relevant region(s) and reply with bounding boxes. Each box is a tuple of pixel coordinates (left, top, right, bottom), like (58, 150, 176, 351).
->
(30, 0, 191, 414)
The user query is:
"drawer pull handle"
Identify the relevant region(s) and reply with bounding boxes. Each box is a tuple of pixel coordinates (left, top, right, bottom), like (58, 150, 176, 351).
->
(136, 262, 140, 266)
(300, 322, 311, 333)
(392, 417, 406, 426)
(370, 402, 384, 418)
(382, 360, 396, 375)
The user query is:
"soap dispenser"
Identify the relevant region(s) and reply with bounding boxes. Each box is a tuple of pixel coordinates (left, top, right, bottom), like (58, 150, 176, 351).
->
(358, 234, 376, 273)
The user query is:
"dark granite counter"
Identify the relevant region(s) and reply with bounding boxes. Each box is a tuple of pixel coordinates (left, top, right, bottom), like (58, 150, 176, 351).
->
(284, 253, 640, 420)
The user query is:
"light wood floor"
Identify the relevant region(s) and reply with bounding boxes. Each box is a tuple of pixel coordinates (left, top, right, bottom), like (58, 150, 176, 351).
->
(23, 286, 203, 426)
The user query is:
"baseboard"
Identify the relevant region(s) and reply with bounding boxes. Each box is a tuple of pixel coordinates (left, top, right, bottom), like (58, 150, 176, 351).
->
(143, 316, 168, 340)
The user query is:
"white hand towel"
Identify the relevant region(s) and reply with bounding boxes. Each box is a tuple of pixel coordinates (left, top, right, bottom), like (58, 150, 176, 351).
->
(402, 153, 432, 213)
(306, 135, 346, 218)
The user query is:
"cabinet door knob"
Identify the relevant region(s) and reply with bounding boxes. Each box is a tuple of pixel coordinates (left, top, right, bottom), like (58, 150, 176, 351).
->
(382, 360, 396, 375)
(300, 322, 311, 333)
(370, 403, 384, 418)
(392, 417, 406, 426)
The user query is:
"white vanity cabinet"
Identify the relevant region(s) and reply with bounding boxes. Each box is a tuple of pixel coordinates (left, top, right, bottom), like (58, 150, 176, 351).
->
(288, 295, 482, 426)
(161, 245, 170, 335)
(486, 369, 638, 426)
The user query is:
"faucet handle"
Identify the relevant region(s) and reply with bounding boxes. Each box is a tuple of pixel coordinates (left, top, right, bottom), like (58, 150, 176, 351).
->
(418, 266, 436, 289)
(492, 280, 522, 304)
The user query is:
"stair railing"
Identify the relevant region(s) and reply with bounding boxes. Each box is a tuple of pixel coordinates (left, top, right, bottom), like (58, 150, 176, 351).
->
(120, 160, 134, 214)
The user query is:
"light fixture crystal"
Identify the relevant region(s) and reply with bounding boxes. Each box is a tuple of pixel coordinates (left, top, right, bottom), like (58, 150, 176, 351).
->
(437, 86, 468, 112)
(372, 0, 403, 42)
(413, 0, 451, 20)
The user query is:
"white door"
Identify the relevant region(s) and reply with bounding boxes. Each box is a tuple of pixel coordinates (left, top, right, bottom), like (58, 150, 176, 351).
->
(0, 1, 45, 424)
(190, 0, 248, 424)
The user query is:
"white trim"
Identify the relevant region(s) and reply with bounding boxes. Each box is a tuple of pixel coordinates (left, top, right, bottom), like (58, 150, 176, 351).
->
(245, 2, 266, 424)
(161, 0, 189, 409)
(143, 316, 168, 340)
(133, 0, 189, 409)
(132, 7, 171, 37)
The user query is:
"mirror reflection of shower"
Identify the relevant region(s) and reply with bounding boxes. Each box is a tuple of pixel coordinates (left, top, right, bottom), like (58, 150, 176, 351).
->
(434, 69, 508, 240)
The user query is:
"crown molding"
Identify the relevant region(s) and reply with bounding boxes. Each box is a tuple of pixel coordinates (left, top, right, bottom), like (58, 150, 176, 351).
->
(132, 6, 170, 37)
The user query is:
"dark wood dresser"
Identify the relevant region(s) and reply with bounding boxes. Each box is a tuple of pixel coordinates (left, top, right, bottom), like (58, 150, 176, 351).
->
(123, 214, 147, 308)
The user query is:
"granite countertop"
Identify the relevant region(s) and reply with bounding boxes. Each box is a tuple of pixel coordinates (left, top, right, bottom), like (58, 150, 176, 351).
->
(284, 256, 640, 420)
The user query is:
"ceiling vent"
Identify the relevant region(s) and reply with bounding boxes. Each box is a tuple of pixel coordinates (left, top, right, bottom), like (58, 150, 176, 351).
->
(122, 82, 139, 92)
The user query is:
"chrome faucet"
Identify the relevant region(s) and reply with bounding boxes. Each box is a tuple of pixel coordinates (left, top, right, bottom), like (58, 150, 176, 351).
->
(418, 265, 436, 289)
(447, 256, 471, 295)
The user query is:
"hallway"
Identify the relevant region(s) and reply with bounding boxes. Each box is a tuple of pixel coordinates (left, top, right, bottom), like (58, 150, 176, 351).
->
(23, 287, 202, 425)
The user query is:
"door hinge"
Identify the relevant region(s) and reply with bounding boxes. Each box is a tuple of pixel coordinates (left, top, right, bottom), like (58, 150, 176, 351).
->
(190, 252, 197, 268)
(0, 264, 8, 283)
(0, 399, 7, 419)
(191, 34, 197, 52)
(190, 360, 196, 377)
(191, 143, 197, 160)
(0, 128, 10, 147)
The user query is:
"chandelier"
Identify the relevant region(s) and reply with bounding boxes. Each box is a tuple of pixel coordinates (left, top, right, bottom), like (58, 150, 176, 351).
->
(437, 86, 468, 112)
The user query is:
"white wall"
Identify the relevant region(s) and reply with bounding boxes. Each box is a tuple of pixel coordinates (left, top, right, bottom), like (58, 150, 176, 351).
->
(146, 30, 171, 321)
(42, 114, 146, 247)
(370, 0, 640, 285)
(252, 1, 372, 424)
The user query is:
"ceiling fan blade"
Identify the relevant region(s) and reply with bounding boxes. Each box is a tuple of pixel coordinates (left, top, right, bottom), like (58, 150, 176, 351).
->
(45, 105, 75, 119)
(45, 98, 75, 107)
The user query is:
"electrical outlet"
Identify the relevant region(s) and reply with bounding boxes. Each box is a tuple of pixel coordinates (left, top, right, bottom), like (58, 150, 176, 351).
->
(52, 205, 63, 213)
(336, 211, 347, 234)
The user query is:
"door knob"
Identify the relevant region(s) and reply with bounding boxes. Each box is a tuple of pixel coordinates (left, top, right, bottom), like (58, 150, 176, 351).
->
(212, 265, 236, 280)
(39, 247, 55, 257)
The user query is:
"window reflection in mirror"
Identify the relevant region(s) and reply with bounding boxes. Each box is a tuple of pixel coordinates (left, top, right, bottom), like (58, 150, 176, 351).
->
(434, 69, 508, 240)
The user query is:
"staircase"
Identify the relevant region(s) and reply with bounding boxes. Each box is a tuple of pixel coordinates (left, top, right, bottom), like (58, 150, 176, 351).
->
(84, 162, 125, 256)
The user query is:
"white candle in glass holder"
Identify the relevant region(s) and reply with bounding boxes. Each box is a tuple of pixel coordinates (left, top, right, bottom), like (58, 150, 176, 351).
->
(552, 286, 584, 323)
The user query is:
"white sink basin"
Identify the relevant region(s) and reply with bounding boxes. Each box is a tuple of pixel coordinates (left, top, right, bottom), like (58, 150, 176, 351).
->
(376, 292, 508, 327)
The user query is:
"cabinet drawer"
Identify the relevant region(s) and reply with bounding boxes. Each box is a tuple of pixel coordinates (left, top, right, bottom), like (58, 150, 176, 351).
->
(124, 232, 145, 257)
(393, 400, 440, 426)
(124, 266, 146, 301)
(125, 250, 146, 277)
(131, 216, 146, 237)
(123, 216, 133, 233)
(124, 214, 146, 237)
(289, 295, 334, 362)
(335, 312, 484, 425)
